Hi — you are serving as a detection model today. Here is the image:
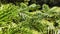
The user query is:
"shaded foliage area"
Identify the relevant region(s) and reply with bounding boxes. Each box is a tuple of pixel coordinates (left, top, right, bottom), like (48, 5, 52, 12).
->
(0, 0, 60, 7)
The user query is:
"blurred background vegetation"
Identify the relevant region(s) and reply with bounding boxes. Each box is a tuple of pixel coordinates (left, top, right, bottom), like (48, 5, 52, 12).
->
(0, 0, 60, 34)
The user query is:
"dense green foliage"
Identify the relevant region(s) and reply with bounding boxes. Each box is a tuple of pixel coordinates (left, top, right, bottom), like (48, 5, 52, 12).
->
(0, 0, 60, 34)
